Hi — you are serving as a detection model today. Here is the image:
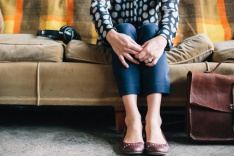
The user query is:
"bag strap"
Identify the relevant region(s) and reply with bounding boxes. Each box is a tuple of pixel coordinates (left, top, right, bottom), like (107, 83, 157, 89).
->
(206, 58, 234, 73)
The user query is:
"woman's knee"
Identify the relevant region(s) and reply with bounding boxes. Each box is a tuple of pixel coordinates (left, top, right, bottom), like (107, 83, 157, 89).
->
(137, 23, 159, 44)
(115, 23, 135, 32)
(139, 23, 159, 34)
(115, 23, 137, 40)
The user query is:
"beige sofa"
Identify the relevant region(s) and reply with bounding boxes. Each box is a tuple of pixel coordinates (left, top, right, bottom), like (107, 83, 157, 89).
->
(0, 0, 234, 132)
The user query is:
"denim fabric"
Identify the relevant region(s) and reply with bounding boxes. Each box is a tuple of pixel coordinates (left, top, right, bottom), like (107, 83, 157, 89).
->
(111, 23, 170, 97)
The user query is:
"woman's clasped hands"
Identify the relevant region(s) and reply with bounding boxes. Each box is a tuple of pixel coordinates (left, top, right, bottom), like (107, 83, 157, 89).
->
(106, 29, 167, 68)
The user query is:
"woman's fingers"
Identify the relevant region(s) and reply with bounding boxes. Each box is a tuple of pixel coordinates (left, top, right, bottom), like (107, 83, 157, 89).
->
(118, 53, 140, 68)
(146, 58, 158, 66)
(122, 40, 142, 54)
(124, 53, 140, 65)
(124, 48, 141, 55)
(135, 43, 149, 61)
(118, 55, 129, 68)
(129, 40, 143, 52)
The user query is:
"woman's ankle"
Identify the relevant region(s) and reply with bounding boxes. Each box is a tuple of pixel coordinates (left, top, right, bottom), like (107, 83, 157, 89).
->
(125, 113, 142, 127)
(145, 115, 167, 144)
(145, 114, 162, 127)
(123, 114, 144, 143)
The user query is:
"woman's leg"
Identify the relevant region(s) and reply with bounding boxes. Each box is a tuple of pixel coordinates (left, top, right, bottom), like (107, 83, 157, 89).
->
(122, 95, 143, 143)
(138, 23, 170, 144)
(145, 93, 166, 144)
(144, 53, 169, 144)
(112, 23, 143, 143)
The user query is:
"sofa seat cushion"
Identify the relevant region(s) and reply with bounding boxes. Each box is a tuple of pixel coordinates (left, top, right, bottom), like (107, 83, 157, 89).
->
(66, 40, 112, 64)
(166, 33, 214, 64)
(0, 62, 233, 106)
(0, 34, 64, 62)
(213, 40, 234, 63)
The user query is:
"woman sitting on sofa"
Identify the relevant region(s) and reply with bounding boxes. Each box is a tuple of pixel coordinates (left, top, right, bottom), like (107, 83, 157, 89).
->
(90, 0, 179, 155)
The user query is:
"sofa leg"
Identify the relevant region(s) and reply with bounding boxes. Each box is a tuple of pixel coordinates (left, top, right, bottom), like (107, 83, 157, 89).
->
(114, 106, 126, 133)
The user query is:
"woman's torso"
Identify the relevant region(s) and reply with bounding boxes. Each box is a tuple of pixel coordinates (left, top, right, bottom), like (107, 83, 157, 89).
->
(109, 0, 161, 27)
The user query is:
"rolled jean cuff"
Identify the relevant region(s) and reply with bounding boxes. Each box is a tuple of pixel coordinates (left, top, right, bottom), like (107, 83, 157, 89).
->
(118, 85, 141, 97)
(143, 83, 170, 97)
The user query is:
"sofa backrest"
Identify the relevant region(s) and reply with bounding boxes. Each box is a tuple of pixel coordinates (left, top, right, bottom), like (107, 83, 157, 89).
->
(176, 0, 234, 45)
(0, 8, 3, 34)
(0, 0, 97, 44)
(0, 0, 234, 45)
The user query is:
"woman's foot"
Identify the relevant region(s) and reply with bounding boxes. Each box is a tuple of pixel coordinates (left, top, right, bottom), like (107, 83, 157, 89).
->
(145, 116, 169, 155)
(122, 114, 144, 154)
(145, 118, 166, 144)
(124, 114, 144, 143)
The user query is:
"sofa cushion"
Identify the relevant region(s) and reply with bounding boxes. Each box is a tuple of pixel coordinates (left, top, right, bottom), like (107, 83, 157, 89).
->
(166, 33, 214, 64)
(212, 40, 234, 63)
(66, 34, 214, 65)
(66, 40, 112, 64)
(0, 34, 64, 62)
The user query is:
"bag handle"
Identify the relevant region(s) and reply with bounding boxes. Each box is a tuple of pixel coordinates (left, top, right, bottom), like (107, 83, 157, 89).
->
(206, 58, 234, 73)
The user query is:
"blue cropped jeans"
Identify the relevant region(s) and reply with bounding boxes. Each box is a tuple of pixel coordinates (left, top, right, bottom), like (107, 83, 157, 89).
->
(110, 23, 170, 97)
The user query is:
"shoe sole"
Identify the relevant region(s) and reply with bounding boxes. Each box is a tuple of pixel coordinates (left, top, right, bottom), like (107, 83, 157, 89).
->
(147, 151, 168, 155)
(123, 151, 144, 155)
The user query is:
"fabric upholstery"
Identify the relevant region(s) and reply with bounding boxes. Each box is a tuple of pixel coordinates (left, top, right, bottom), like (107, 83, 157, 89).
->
(0, 0, 233, 109)
(166, 33, 214, 64)
(66, 34, 214, 65)
(0, 8, 3, 33)
(174, 0, 234, 46)
(0, 0, 97, 44)
(0, 63, 38, 105)
(213, 40, 234, 63)
(66, 40, 112, 64)
(1, 0, 234, 46)
(0, 34, 64, 62)
(0, 62, 233, 106)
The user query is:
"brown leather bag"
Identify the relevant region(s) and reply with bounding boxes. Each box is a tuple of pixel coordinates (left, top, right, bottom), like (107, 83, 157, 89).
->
(187, 60, 234, 141)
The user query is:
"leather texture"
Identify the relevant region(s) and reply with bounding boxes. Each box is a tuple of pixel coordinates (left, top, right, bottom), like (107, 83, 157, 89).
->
(187, 66, 234, 141)
(232, 84, 234, 132)
(145, 142, 169, 155)
(145, 131, 169, 155)
(122, 142, 144, 154)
